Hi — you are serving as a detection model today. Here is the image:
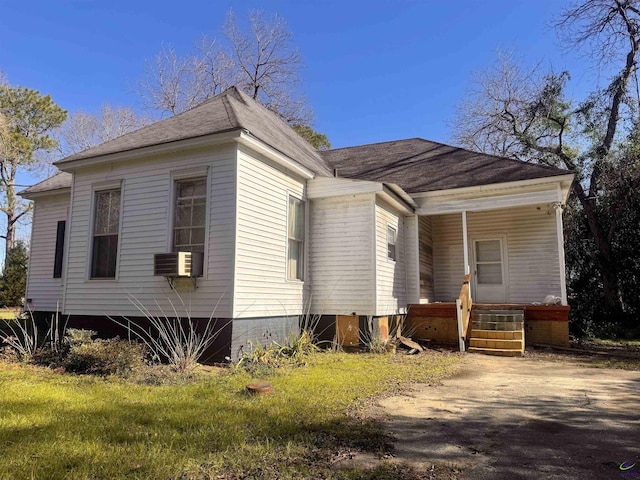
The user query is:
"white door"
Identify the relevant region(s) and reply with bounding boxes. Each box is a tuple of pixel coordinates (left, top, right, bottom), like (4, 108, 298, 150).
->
(472, 238, 507, 303)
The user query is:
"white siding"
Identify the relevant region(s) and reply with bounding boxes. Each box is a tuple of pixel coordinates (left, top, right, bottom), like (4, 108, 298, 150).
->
(25, 192, 70, 312)
(403, 215, 419, 305)
(418, 215, 434, 301)
(233, 146, 307, 318)
(63, 144, 236, 319)
(308, 176, 382, 198)
(432, 205, 561, 303)
(432, 214, 464, 301)
(309, 194, 375, 316)
(375, 200, 406, 315)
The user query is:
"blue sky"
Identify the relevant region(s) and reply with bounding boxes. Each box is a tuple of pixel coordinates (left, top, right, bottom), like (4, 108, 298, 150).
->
(2, 0, 615, 152)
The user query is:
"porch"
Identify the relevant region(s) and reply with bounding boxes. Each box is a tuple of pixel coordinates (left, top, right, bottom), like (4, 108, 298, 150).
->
(406, 301, 570, 355)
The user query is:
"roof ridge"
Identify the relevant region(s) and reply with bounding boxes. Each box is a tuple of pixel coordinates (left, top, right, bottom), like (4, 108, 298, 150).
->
(325, 137, 426, 152)
(221, 89, 238, 128)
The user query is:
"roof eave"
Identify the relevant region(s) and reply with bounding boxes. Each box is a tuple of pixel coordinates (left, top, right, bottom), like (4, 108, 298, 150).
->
(54, 129, 243, 172)
(19, 187, 71, 200)
(410, 173, 576, 198)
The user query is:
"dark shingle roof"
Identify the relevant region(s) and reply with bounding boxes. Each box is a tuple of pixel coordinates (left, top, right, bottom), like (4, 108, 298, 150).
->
(20, 172, 72, 197)
(320, 138, 573, 194)
(56, 87, 332, 176)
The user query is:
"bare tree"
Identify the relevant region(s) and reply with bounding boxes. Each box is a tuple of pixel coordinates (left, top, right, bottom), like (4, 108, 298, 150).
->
(223, 10, 312, 125)
(55, 104, 150, 156)
(137, 10, 313, 126)
(452, 0, 640, 322)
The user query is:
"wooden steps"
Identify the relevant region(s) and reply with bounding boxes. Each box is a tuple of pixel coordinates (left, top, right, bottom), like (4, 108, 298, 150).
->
(467, 309, 524, 357)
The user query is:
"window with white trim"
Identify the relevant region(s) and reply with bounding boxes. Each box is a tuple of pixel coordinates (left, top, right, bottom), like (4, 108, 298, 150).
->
(287, 196, 305, 280)
(387, 225, 397, 261)
(173, 178, 207, 253)
(91, 189, 121, 278)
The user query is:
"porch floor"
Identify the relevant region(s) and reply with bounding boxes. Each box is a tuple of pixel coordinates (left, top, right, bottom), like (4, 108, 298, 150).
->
(406, 303, 570, 349)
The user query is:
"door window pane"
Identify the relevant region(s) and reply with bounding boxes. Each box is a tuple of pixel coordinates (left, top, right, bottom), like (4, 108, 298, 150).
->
(475, 240, 503, 285)
(476, 240, 501, 262)
(477, 263, 502, 284)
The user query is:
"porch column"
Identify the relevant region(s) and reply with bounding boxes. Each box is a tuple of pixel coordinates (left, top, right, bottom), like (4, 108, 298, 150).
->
(555, 187, 568, 305)
(462, 211, 470, 275)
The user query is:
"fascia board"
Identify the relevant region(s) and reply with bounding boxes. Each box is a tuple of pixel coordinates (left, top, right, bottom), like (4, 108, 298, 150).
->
(54, 130, 242, 172)
(410, 174, 576, 199)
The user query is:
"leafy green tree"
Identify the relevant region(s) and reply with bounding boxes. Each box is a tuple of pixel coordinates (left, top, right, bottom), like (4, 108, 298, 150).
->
(0, 241, 28, 307)
(452, 0, 640, 327)
(292, 124, 331, 150)
(0, 85, 67, 258)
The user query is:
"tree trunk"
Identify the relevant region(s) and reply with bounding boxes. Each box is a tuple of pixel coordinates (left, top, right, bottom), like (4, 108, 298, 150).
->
(576, 184, 628, 321)
(1, 163, 22, 262)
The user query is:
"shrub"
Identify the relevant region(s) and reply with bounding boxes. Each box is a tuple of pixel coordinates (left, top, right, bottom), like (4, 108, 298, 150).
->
(236, 330, 320, 370)
(64, 329, 145, 376)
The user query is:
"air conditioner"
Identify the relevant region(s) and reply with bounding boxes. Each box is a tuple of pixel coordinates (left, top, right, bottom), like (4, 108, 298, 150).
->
(154, 252, 204, 277)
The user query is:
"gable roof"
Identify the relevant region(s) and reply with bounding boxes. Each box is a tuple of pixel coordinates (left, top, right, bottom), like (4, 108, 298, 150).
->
(56, 87, 332, 176)
(20, 172, 72, 197)
(320, 138, 573, 194)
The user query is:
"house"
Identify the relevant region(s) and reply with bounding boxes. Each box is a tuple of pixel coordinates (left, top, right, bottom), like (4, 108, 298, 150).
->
(20, 87, 574, 360)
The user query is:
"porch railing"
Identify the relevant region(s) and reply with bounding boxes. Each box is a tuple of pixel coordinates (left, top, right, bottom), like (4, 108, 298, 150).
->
(455, 273, 473, 352)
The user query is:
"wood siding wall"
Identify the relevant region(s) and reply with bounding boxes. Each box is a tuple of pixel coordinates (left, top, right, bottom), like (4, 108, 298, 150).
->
(63, 144, 236, 319)
(432, 205, 561, 303)
(309, 194, 375, 316)
(418, 215, 434, 301)
(233, 146, 306, 318)
(25, 192, 70, 312)
(375, 200, 406, 315)
(403, 215, 419, 305)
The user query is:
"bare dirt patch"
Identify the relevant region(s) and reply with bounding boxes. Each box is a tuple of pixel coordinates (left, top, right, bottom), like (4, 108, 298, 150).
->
(357, 354, 640, 479)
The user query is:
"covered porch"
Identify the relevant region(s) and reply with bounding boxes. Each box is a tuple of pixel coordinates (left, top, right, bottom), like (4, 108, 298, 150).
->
(403, 180, 573, 353)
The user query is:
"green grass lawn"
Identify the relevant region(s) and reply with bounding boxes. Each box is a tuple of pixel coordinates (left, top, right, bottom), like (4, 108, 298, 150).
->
(0, 351, 461, 480)
(0, 308, 21, 320)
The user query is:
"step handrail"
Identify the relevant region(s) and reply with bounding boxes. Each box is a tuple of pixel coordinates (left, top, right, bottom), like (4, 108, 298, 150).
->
(456, 273, 473, 352)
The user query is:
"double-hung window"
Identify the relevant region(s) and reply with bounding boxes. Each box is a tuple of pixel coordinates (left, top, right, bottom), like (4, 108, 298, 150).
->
(287, 196, 305, 281)
(173, 178, 207, 253)
(91, 189, 121, 278)
(387, 225, 397, 262)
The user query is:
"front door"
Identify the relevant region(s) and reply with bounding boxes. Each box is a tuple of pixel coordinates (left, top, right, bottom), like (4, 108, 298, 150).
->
(472, 238, 507, 303)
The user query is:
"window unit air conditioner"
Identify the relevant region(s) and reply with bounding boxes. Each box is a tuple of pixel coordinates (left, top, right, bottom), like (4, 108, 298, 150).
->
(154, 252, 204, 278)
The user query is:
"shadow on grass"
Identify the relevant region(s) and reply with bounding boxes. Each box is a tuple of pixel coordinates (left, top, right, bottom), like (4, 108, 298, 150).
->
(0, 382, 396, 479)
(382, 366, 640, 480)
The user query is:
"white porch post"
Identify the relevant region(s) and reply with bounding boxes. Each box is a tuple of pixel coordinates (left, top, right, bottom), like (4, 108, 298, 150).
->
(462, 211, 470, 275)
(458, 210, 470, 353)
(555, 187, 568, 305)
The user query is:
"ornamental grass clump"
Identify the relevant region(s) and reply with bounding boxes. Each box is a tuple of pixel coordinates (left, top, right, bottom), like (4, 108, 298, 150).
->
(109, 293, 229, 373)
(0, 308, 67, 363)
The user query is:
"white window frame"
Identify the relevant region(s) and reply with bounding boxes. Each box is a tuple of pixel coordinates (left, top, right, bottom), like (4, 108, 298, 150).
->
(87, 180, 123, 281)
(286, 193, 307, 282)
(168, 167, 210, 276)
(387, 224, 397, 262)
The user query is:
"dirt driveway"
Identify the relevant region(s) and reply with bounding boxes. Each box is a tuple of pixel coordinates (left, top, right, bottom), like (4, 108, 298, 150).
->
(377, 354, 640, 479)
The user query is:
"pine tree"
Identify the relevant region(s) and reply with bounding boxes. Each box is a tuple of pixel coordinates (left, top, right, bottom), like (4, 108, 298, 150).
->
(0, 241, 28, 307)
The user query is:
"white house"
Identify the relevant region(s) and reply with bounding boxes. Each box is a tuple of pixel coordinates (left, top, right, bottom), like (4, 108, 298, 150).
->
(20, 87, 574, 360)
